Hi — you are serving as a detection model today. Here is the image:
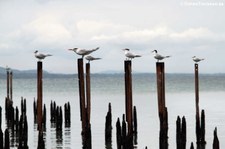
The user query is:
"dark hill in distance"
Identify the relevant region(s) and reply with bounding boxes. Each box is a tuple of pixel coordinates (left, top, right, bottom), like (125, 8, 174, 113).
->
(0, 66, 75, 79)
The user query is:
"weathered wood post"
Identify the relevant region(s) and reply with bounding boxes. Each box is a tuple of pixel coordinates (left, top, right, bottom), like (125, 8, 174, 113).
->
(86, 63, 91, 124)
(124, 60, 133, 136)
(195, 64, 201, 148)
(156, 62, 168, 149)
(194, 64, 206, 149)
(77, 58, 86, 130)
(37, 61, 43, 131)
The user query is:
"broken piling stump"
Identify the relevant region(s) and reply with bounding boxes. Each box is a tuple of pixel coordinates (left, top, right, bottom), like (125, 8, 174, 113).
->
(213, 127, 219, 149)
(105, 103, 112, 146)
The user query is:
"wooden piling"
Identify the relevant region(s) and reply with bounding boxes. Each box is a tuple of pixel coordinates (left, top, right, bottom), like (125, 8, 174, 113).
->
(77, 58, 86, 130)
(190, 142, 194, 149)
(213, 127, 219, 149)
(195, 64, 201, 147)
(0, 107, 2, 149)
(37, 61, 43, 131)
(9, 71, 13, 100)
(156, 62, 166, 118)
(86, 63, 91, 124)
(0, 129, 2, 149)
(176, 116, 181, 149)
(37, 131, 45, 149)
(122, 114, 127, 148)
(4, 129, 9, 149)
(195, 64, 199, 118)
(124, 60, 133, 135)
(64, 102, 71, 127)
(182, 116, 187, 149)
(116, 118, 122, 149)
(156, 62, 168, 149)
(200, 110, 206, 147)
(105, 103, 112, 144)
(133, 106, 138, 145)
(33, 99, 37, 123)
(42, 104, 46, 130)
(6, 71, 9, 99)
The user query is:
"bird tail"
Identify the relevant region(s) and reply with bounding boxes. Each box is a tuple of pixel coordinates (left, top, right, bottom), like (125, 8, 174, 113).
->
(135, 55, 141, 57)
(165, 56, 171, 58)
(46, 54, 52, 57)
(94, 58, 101, 60)
(92, 47, 100, 51)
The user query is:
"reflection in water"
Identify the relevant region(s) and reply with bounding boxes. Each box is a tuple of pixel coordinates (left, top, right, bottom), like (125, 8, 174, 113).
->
(64, 127, 71, 148)
(82, 125, 92, 149)
(56, 129, 63, 148)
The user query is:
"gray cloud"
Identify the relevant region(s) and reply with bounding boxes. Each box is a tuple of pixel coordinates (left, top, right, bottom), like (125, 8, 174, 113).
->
(0, 0, 225, 73)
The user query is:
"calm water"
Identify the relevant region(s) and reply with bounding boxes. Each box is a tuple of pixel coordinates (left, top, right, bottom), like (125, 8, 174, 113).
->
(0, 73, 225, 149)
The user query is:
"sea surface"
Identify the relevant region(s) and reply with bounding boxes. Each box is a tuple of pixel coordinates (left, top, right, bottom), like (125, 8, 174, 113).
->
(0, 73, 225, 149)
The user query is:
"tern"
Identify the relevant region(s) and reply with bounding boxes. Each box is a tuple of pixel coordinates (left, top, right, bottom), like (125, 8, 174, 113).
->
(68, 47, 99, 58)
(85, 55, 101, 63)
(6, 65, 11, 72)
(152, 50, 171, 62)
(192, 56, 204, 63)
(34, 50, 52, 61)
(122, 48, 141, 60)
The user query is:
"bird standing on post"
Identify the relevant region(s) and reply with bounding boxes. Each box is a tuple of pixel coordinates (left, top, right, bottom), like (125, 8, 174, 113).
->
(122, 48, 141, 60)
(152, 50, 171, 62)
(68, 47, 99, 58)
(192, 56, 204, 63)
(85, 55, 101, 63)
(34, 50, 52, 61)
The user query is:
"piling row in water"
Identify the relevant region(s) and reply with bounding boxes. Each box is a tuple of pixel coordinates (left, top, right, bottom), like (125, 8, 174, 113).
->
(18, 99, 28, 149)
(116, 114, 133, 148)
(64, 102, 71, 127)
(33, 99, 46, 130)
(50, 101, 63, 130)
(50, 100, 71, 130)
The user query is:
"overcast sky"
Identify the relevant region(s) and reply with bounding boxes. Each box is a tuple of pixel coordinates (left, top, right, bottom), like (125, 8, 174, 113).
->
(0, 0, 225, 74)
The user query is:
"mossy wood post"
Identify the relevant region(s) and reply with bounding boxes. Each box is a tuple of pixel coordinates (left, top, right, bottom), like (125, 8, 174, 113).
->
(37, 61, 43, 131)
(156, 62, 168, 149)
(124, 60, 133, 136)
(77, 58, 86, 130)
(86, 63, 91, 124)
